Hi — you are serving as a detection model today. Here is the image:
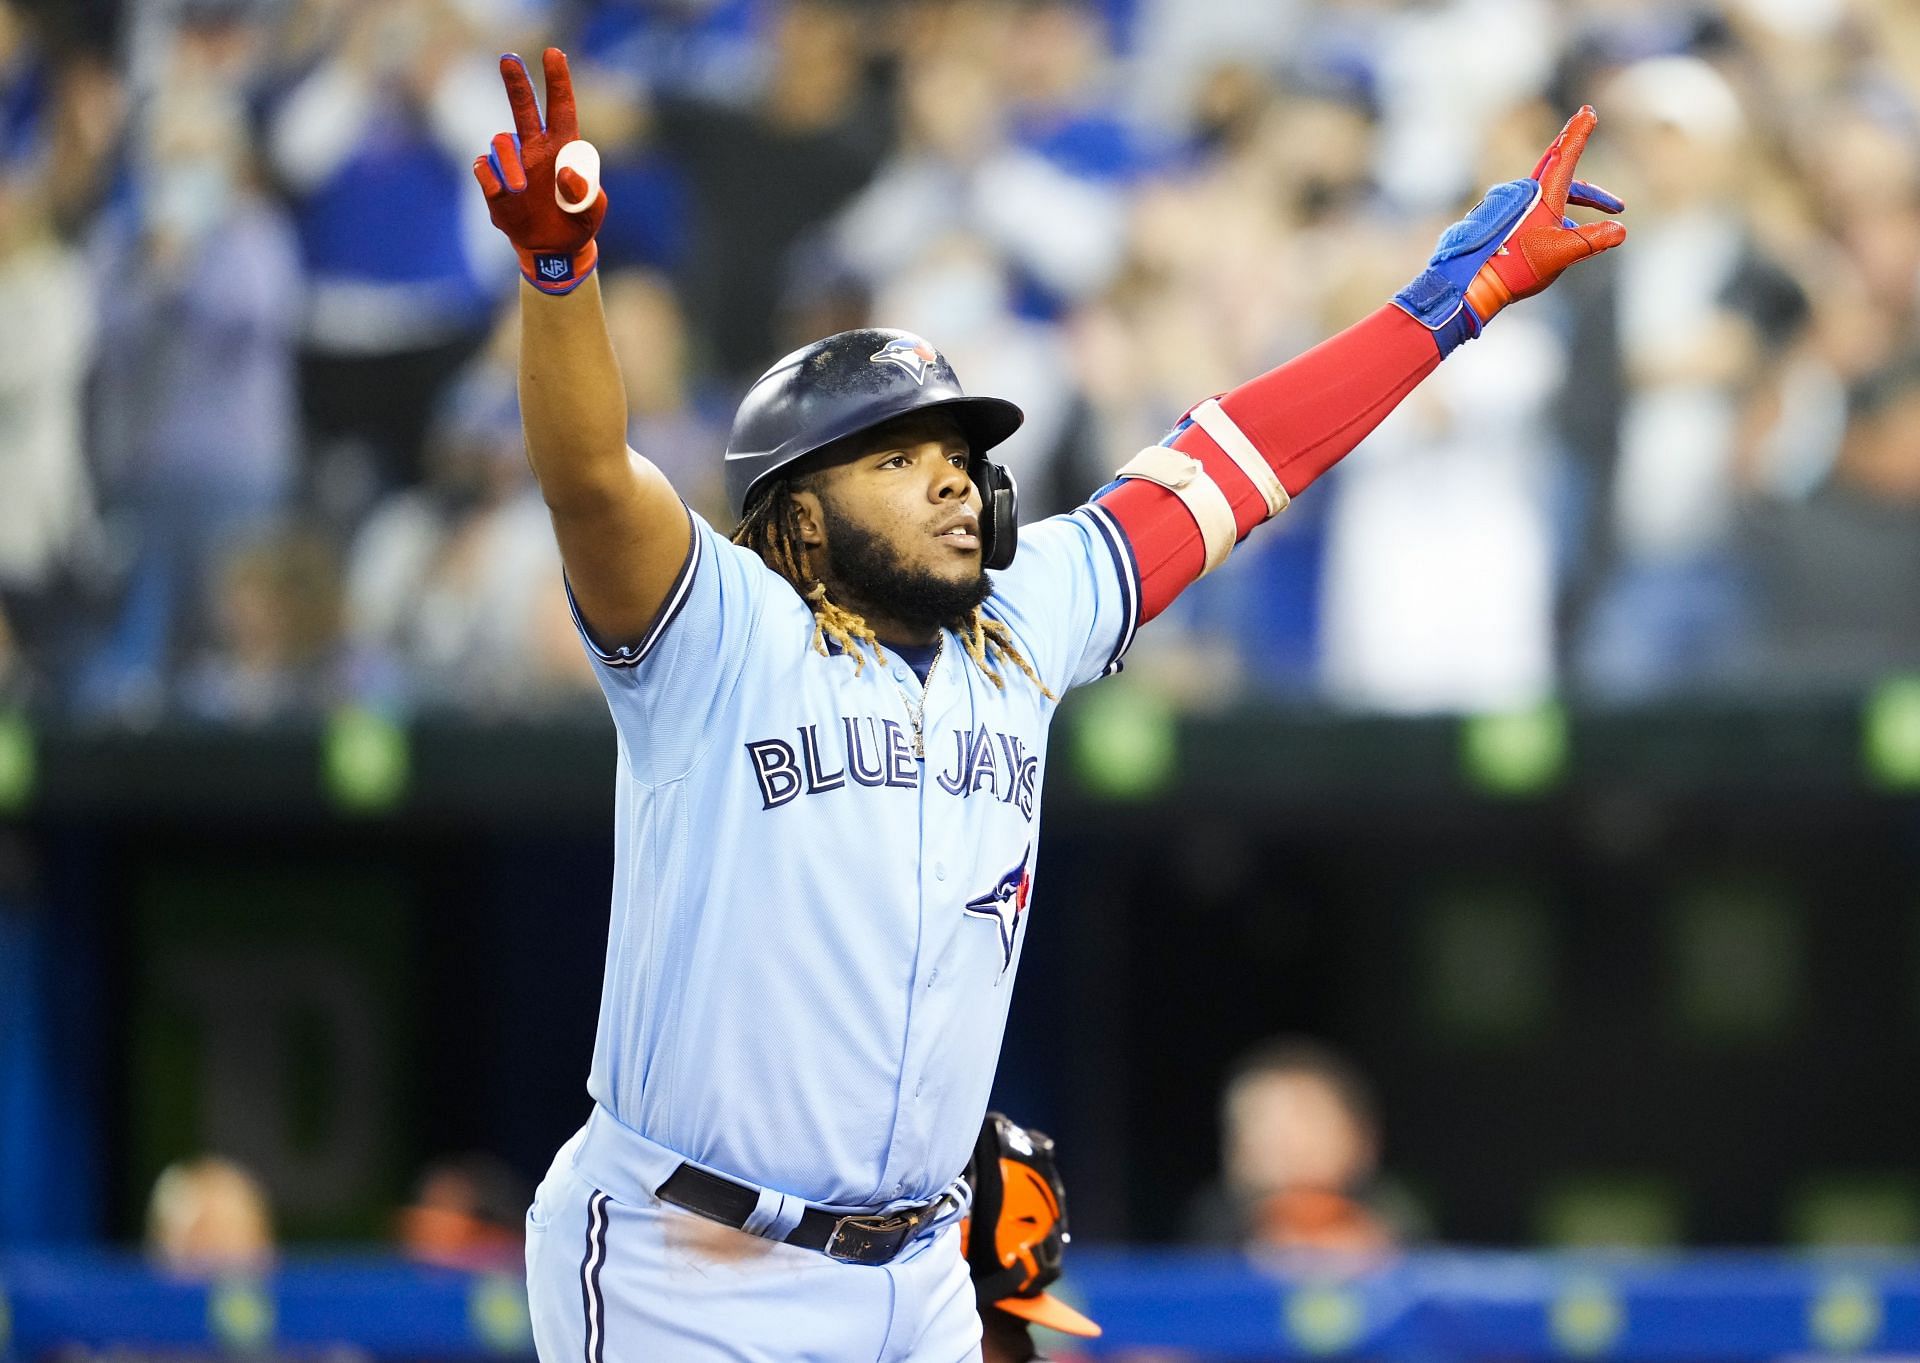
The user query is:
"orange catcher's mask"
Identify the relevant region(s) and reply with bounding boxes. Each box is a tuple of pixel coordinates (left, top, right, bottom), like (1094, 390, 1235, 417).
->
(960, 1112, 1101, 1339)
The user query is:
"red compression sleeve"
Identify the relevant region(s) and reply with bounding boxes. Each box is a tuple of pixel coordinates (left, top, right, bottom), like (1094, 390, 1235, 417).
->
(1095, 304, 1442, 622)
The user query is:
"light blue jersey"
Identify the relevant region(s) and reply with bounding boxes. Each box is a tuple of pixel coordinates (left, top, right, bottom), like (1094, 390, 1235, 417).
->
(564, 502, 1138, 1210)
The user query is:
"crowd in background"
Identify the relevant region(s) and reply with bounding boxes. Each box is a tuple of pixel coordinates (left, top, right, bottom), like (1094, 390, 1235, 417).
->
(5, 0, 1920, 723)
(141, 1036, 1402, 1276)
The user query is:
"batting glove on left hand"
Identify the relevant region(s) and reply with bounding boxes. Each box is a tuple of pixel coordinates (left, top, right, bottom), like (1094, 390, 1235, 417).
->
(473, 47, 607, 295)
(1395, 105, 1627, 356)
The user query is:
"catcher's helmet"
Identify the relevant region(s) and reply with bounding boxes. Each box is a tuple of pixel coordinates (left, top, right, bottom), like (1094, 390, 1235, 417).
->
(961, 1112, 1102, 1339)
(723, 329, 1025, 569)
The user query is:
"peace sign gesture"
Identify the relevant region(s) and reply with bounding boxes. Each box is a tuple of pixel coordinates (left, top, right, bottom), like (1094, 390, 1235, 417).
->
(1396, 106, 1628, 355)
(473, 48, 608, 294)
(1502, 106, 1629, 287)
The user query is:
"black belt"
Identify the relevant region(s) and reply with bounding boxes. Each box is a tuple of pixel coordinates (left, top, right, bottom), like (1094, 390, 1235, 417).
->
(655, 1163, 952, 1266)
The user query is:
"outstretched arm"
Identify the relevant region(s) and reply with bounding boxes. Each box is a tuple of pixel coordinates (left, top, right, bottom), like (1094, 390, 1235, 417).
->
(474, 49, 690, 649)
(1094, 107, 1626, 622)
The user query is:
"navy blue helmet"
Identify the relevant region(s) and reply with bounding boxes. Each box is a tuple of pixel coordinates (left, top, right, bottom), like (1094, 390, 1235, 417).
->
(723, 329, 1025, 569)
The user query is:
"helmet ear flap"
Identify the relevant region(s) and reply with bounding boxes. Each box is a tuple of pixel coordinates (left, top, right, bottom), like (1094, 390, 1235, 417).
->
(975, 459, 1019, 570)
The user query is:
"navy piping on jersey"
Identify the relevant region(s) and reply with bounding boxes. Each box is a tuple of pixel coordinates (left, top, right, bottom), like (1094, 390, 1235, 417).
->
(567, 505, 703, 669)
(1078, 503, 1141, 676)
(580, 1190, 610, 1363)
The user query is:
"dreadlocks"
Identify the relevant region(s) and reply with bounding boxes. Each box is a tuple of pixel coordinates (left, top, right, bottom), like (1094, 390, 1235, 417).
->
(731, 477, 1053, 698)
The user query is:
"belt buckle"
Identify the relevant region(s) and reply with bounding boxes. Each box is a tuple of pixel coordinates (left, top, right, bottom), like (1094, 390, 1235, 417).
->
(825, 1209, 921, 1264)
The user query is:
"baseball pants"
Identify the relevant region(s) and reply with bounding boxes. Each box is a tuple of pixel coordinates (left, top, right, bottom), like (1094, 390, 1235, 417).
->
(525, 1130, 984, 1362)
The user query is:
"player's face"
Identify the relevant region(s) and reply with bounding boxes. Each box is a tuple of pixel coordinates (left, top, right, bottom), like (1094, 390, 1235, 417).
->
(793, 414, 992, 637)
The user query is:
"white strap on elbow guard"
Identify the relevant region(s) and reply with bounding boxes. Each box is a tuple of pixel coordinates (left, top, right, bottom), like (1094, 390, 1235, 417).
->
(1115, 445, 1238, 576)
(1115, 401, 1289, 578)
(1188, 399, 1290, 520)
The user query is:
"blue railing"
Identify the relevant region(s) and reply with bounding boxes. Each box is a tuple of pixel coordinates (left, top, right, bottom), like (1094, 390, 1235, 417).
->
(5, 1248, 1920, 1359)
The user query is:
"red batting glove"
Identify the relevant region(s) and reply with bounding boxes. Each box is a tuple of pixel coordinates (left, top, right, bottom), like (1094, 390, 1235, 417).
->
(473, 48, 607, 295)
(1395, 106, 1627, 355)
(1465, 106, 1627, 321)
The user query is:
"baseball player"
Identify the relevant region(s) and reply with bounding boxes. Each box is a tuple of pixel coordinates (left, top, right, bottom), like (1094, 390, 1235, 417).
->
(962, 1113, 1101, 1363)
(472, 48, 1623, 1362)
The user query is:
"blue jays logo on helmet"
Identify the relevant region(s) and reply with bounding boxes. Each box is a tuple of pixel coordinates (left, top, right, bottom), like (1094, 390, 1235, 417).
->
(964, 845, 1032, 971)
(869, 335, 940, 386)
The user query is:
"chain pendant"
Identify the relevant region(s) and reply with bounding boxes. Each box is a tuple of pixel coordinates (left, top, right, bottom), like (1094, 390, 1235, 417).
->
(895, 637, 942, 762)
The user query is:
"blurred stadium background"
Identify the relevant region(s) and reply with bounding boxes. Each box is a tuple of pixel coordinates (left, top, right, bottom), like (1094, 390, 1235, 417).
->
(6, 0, 1920, 1356)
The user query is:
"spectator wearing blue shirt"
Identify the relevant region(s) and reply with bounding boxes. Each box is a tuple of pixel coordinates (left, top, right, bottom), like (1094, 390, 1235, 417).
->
(1004, 0, 1162, 187)
(553, 61, 689, 275)
(571, 0, 767, 108)
(267, 0, 513, 504)
(86, 81, 303, 710)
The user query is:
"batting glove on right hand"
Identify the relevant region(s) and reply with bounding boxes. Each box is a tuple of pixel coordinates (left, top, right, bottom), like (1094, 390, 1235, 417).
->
(473, 48, 607, 295)
(1395, 105, 1627, 356)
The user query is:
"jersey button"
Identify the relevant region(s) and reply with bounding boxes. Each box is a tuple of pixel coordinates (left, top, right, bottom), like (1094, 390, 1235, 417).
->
(934, 862, 947, 881)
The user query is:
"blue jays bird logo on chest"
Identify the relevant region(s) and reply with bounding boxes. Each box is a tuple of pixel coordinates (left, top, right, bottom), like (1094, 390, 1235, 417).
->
(963, 846, 1032, 971)
(869, 336, 939, 385)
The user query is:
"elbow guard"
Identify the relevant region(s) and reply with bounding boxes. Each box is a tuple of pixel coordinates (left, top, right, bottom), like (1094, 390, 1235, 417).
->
(1087, 397, 1289, 625)
(1090, 305, 1441, 623)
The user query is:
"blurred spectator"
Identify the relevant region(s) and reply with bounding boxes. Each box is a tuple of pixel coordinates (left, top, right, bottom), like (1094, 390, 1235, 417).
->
(1183, 1037, 1425, 1253)
(572, 0, 766, 107)
(396, 1151, 531, 1270)
(126, 0, 272, 102)
(2, 0, 124, 237)
(1363, 0, 1556, 213)
(267, 0, 511, 508)
(1737, 350, 1920, 692)
(1123, 0, 1301, 136)
(82, 74, 302, 715)
(1570, 54, 1809, 696)
(1005, 0, 1159, 187)
(1318, 101, 1570, 713)
(178, 525, 348, 721)
(651, 0, 887, 380)
(567, 63, 691, 275)
(828, 15, 1126, 322)
(146, 1155, 276, 1274)
(0, 42, 97, 705)
(344, 306, 596, 711)
(0, 0, 47, 155)
(1319, 305, 1565, 712)
(603, 267, 729, 518)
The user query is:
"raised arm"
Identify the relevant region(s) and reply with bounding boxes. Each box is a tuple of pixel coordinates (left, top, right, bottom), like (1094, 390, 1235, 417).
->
(1091, 107, 1627, 623)
(473, 49, 690, 648)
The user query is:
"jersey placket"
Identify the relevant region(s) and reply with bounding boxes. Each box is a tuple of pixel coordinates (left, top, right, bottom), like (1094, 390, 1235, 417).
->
(873, 629, 971, 1202)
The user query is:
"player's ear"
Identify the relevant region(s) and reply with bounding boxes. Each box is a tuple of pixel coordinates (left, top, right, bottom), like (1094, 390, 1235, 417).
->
(790, 488, 825, 548)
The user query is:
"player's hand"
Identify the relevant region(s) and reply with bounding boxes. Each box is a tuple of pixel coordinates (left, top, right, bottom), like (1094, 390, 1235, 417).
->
(473, 47, 608, 295)
(1394, 106, 1627, 355)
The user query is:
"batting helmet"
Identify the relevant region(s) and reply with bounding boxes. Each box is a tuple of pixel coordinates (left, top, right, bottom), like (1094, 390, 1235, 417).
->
(723, 329, 1026, 569)
(961, 1112, 1102, 1340)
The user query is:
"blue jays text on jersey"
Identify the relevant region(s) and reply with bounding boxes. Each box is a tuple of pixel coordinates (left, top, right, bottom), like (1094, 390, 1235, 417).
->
(557, 501, 1140, 1215)
(743, 720, 1039, 817)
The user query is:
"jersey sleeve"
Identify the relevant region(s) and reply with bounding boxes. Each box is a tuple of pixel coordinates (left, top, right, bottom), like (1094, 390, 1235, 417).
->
(983, 505, 1142, 694)
(566, 507, 770, 782)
